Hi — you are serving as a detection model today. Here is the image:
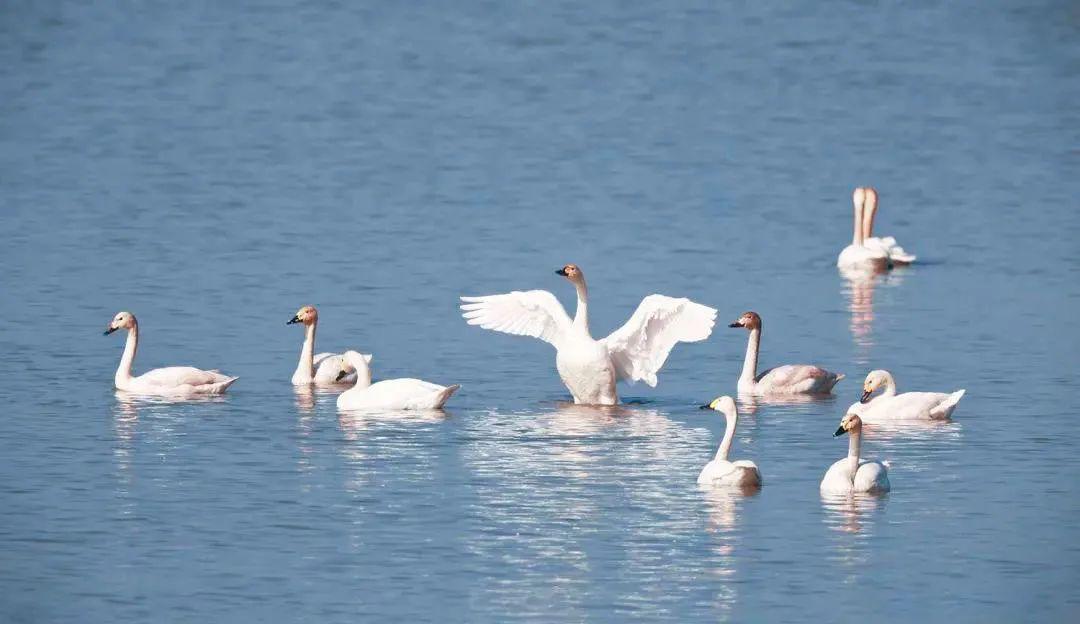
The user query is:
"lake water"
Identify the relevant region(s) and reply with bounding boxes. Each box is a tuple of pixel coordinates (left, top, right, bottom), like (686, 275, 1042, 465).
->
(2, 1, 1078, 622)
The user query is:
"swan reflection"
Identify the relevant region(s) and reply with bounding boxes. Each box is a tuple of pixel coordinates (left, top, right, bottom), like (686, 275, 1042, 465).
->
(840, 266, 908, 363)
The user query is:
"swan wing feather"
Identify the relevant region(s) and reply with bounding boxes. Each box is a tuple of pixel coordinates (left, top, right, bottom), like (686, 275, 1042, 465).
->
(602, 295, 716, 386)
(460, 290, 572, 347)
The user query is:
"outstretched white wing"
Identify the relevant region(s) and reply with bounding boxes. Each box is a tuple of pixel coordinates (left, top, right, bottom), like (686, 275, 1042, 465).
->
(601, 295, 717, 386)
(460, 290, 573, 347)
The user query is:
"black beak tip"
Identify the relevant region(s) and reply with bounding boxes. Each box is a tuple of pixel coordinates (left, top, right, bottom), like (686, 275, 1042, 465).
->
(287, 317, 300, 325)
(555, 269, 567, 276)
(860, 391, 872, 403)
(699, 404, 711, 410)
(727, 322, 740, 328)
(834, 426, 846, 437)
(335, 371, 348, 382)
(103, 327, 116, 335)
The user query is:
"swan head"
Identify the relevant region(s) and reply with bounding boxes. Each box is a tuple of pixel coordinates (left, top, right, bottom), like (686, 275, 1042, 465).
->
(834, 413, 863, 437)
(728, 311, 761, 330)
(104, 311, 136, 335)
(861, 369, 890, 403)
(336, 350, 374, 381)
(699, 395, 737, 416)
(555, 263, 584, 284)
(287, 305, 318, 326)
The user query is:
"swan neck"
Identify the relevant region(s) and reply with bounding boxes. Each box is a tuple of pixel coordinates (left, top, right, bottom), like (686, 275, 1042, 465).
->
(862, 191, 878, 241)
(853, 195, 865, 246)
(294, 322, 317, 383)
(351, 358, 373, 390)
(572, 279, 590, 335)
(882, 372, 897, 397)
(740, 328, 761, 384)
(847, 426, 862, 481)
(116, 323, 138, 385)
(715, 408, 737, 461)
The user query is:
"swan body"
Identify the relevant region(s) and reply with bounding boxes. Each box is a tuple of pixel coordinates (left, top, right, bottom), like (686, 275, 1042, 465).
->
(729, 311, 843, 395)
(820, 413, 890, 494)
(854, 369, 965, 422)
(104, 311, 238, 396)
(461, 264, 717, 405)
(697, 396, 762, 489)
(287, 306, 357, 385)
(838, 187, 915, 270)
(336, 351, 459, 410)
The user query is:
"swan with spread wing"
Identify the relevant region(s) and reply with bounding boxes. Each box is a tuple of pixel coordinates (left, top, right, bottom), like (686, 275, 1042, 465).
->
(460, 264, 717, 405)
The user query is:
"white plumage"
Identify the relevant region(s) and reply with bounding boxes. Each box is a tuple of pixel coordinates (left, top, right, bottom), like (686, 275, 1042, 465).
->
(286, 305, 357, 385)
(728, 311, 844, 396)
(853, 369, 965, 422)
(820, 413, 890, 495)
(336, 351, 459, 410)
(461, 264, 716, 405)
(697, 396, 762, 489)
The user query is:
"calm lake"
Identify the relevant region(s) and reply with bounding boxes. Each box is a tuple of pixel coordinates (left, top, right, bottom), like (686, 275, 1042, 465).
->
(1, 1, 1078, 622)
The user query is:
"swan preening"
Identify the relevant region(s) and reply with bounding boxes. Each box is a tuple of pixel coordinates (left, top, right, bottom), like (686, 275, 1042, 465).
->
(837, 187, 916, 271)
(854, 369, 965, 422)
(729, 312, 844, 395)
(287, 305, 357, 386)
(461, 264, 717, 405)
(820, 413, 891, 494)
(698, 396, 762, 489)
(104, 311, 238, 396)
(335, 351, 459, 410)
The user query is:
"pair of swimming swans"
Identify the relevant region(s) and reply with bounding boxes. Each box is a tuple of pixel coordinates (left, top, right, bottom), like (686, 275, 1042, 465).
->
(286, 305, 458, 410)
(698, 396, 887, 494)
(852, 369, 965, 422)
(462, 264, 717, 405)
(837, 187, 916, 271)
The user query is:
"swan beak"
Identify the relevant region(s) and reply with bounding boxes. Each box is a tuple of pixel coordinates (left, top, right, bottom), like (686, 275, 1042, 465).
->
(335, 370, 348, 382)
(699, 404, 711, 410)
(555, 268, 568, 276)
(860, 390, 873, 403)
(834, 425, 847, 437)
(103, 327, 117, 335)
(727, 322, 741, 328)
(286, 316, 301, 325)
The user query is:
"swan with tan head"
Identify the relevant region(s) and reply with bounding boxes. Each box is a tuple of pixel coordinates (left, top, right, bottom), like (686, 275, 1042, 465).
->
(860, 187, 917, 265)
(852, 369, 965, 422)
(335, 351, 459, 410)
(697, 396, 762, 489)
(460, 263, 717, 405)
(104, 311, 238, 396)
(837, 187, 889, 271)
(286, 305, 358, 386)
(820, 412, 890, 494)
(729, 311, 844, 395)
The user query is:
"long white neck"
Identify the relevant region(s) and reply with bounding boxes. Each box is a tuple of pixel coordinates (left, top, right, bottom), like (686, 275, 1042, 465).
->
(880, 372, 897, 398)
(349, 358, 373, 390)
(862, 189, 878, 241)
(115, 323, 138, 386)
(852, 191, 865, 246)
(293, 321, 317, 384)
(739, 328, 761, 385)
(715, 407, 738, 461)
(572, 279, 590, 336)
(846, 426, 862, 482)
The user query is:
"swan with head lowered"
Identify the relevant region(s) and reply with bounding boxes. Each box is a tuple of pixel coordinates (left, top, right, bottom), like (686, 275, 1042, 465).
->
(460, 264, 717, 405)
(729, 311, 844, 395)
(852, 369, 965, 422)
(104, 311, 238, 396)
(335, 351, 459, 410)
(286, 305, 358, 386)
(820, 413, 890, 495)
(697, 396, 762, 489)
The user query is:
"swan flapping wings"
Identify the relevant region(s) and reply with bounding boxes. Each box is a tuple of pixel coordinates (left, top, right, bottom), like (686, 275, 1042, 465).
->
(460, 290, 573, 347)
(602, 295, 717, 387)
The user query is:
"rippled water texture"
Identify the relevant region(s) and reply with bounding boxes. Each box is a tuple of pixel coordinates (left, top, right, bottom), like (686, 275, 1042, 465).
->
(2, 1, 1078, 622)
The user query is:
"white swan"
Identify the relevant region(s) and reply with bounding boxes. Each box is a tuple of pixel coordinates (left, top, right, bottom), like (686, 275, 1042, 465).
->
(729, 311, 844, 395)
(860, 187, 917, 265)
(837, 187, 889, 271)
(286, 305, 357, 386)
(460, 263, 717, 405)
(104, 311, 238, 396)
(335, 351, 459, 410)
(853, 369, 965, 422)
(697, 396, 762, 489)
(820, 413, 890, 494)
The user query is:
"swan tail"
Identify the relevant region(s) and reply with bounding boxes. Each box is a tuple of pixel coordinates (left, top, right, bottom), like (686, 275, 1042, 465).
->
(214, 376, 240, 394)
(931, 389, 965, 419)
(432, 384, 460, 408)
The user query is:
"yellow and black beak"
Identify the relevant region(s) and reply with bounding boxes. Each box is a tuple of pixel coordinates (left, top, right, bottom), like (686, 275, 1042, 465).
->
(336, 370, 349, 382)
(103, 326, 117, 335)
(555, 268, 568, 276)
(286, 315, 301, 325)
(860, 389, 873, 403)
(834, 425, 847, 437)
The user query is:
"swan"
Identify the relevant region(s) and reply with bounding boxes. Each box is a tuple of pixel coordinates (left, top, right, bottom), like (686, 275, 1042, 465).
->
(859, 187, 917, 265)
(460, 263, 717, 405)
(697, 396, 762, 489)
(729, 311, 844, 395)
(335, 351, 459, 410)
(286, 305, 357, 386)
(853, 369, 965, 422)
(837, 187, 889, 271)
(104, 311, 238, 396)
(820, 413, 890, 494)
